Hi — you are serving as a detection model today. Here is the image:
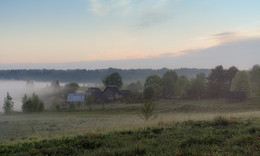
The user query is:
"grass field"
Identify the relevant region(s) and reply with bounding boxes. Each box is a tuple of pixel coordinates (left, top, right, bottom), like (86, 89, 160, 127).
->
(0, 98, 260, 155)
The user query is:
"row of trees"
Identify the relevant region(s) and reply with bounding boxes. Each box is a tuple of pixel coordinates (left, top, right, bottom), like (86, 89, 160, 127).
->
(142, 65, 260, 100)
(22, 93, 44, 113)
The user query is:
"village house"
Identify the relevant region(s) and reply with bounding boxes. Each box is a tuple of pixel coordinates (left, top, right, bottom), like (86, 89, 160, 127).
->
(102, 86, 121, 102)
(65, 86, 130, 104)
(86, 87, 102, 103)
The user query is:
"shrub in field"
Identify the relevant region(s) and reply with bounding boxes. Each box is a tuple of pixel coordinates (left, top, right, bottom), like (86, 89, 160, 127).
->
(140, 101, 157, 121)
(77, 102, 82, 108)
(22, 93, 44, 113)
(86, 95, 93, 110)
(69, 102, 76, 111)
(2, 92, 14, 114)
(213, 116, 230, 127)
(56, 104, 61, 112)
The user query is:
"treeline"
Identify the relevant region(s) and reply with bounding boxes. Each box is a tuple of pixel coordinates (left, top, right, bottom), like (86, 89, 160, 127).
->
(0, 68, 210, 83)
(140, 65, 260, 100)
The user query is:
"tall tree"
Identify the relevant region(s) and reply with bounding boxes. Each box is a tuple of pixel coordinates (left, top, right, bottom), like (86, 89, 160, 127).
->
(2, 92, 14, 114)
(51, 80, 61, 94)
(175, 75, 190, 97)
(144, 75, 161, 87)
(161, 70, 178, 98)
(126, 81, 142, 92)
(64, 82, 79, 94)
(206, 65, 227, 98)
(249, 64, 260, 96)
(103, 72, 123, 88)
(186, 73, 206, 99)
(144, 75, 162, 98)
(143, 85, 155, 100)
(230, 71, 251, 97)
(225, 66, 239, 89)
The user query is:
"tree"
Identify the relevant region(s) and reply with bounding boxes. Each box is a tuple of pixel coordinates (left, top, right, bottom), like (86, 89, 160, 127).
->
(86, 95, 93, 110)
(175, 75, 189, 97)
(206, 65, 227, 98)
(64, 82, 79, 94)
(161, 70, 178, 98)
(103, 72, 123, 88)
(249, 64, 260, 96)
(206, 65, 239, 98)
(22, 93, 44, 113)
(2, 92, 14, 114)
(230, 71, 251, 97)
(51, 80, 61, 94)
(126, 81, 142, 92)
(186, 73, 206, 99)
(140, 101, 157, 121)
(143, 85, 155, 100)
(144, 75, 161, 87)
(225, 66, 239, 90)
(144, 75, 162, 98)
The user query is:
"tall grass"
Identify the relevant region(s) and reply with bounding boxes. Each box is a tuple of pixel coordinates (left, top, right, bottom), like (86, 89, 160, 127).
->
(1, 117, 260, 155)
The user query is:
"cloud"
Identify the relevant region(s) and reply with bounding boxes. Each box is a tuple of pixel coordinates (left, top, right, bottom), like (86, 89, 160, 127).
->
(138, 10, 170, 28)
(2, 37, 259, 70)
(137, 0, 174, 28)
(196, 32, 238, 42)
(88, 0, 173, 27)
(88, 0, 131, 16)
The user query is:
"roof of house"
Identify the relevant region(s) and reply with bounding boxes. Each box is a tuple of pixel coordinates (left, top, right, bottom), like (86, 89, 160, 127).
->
(67, 93, 85, 103)
(87, 87, 102, 93)
(103, 86, 120, 94)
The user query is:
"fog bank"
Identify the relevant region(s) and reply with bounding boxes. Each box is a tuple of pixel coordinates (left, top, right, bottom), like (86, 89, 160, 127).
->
(0, 80, 50, 112)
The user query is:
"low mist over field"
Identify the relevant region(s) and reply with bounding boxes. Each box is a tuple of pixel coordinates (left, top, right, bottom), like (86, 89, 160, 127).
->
(0, 80, 49, 111)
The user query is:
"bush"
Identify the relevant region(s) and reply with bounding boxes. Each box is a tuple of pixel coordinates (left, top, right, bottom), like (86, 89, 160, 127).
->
(56, 104, 61, 112)
(69, 103, 76, 111)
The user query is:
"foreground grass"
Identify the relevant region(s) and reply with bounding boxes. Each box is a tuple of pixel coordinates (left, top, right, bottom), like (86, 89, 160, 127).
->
(1, 117, 260, 155)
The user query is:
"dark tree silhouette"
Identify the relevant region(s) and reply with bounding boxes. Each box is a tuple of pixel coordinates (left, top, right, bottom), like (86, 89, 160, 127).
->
(103, 72, 123, 88)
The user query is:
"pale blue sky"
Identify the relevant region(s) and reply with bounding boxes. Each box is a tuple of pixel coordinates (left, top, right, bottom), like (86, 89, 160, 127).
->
(1, 0, 260, 69)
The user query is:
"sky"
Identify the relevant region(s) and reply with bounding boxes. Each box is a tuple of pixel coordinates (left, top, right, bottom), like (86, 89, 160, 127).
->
(0, 0, 260, 70)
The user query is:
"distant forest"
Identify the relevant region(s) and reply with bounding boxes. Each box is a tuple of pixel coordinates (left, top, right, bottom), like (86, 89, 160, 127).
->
(0, 68, 210, 83)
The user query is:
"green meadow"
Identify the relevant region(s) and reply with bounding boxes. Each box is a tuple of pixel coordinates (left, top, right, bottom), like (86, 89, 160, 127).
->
(1, 98, 260, 155)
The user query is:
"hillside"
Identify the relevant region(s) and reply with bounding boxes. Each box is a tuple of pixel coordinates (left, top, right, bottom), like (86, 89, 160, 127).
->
(0, 68, 210, 83)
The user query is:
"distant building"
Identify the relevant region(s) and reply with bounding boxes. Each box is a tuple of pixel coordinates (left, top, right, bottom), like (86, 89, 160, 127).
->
(85, 86, 131, 103)
(102, 86, 121, 102)
(67, 93, 86, 104)
(86, 87, 102, 102)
